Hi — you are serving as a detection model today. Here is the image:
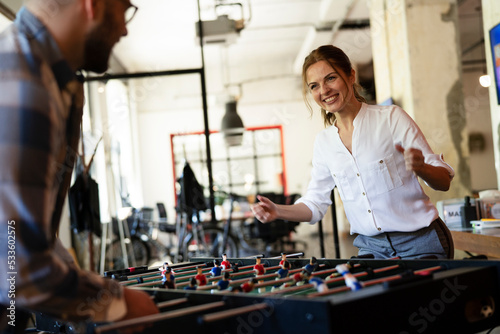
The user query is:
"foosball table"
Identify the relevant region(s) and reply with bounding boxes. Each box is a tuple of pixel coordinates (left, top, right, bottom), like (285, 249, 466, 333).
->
(36, 255, 500, 333)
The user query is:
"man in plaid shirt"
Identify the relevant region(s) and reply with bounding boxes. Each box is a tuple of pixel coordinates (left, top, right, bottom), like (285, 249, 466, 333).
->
(0, 0, 158, 331)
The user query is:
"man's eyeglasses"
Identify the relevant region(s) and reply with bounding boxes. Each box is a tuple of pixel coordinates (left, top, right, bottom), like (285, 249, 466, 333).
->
(124, 2, 138, 24)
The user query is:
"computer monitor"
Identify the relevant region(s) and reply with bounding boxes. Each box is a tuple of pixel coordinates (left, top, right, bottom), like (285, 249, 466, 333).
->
(489, 21, 500, 104)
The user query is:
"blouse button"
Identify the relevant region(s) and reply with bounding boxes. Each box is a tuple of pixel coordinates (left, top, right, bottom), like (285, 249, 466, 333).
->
(357, 173, 360, 177)
(368, 210, 371, 213)
(362, 192, 366, 196)
(379, 160, 383, 163)
(377, 227, 381, 231)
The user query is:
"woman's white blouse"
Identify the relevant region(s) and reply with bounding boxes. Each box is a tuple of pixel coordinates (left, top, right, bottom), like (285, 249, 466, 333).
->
(296, 103, 454, 236)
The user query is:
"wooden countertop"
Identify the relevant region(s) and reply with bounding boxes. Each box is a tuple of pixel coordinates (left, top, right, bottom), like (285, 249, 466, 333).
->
(450, 227, 500, 259)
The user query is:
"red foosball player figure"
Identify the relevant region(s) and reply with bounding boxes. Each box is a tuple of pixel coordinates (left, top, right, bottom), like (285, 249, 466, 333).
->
(221, 253, 231, 270)
(184, 277, 197, 291)
(282, 270, 309, 289)
(217, 271, 231, 290)
(241, 278, 258, 293)
(279, 253, 287, 267)
(254, 257, 266, 276)
(161, 267, 176, 289)
(195, 266, 207, 286)
(211, 259, 222, 277)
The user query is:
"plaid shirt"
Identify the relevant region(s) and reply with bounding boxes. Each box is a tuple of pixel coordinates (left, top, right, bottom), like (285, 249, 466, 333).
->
(0, 8, 123, 322)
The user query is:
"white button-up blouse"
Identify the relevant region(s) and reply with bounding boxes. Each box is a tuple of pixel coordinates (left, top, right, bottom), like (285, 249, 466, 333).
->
(296, 103, 455, 236)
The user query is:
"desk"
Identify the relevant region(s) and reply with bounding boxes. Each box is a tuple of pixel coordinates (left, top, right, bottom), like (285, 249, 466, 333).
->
(450, 227, 500, 259)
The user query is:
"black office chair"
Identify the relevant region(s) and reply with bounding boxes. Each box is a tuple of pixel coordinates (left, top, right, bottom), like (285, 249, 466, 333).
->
(156, 202, 176, 233)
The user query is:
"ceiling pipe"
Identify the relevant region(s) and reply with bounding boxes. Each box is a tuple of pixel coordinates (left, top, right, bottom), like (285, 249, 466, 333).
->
(0, 2, 15, 21)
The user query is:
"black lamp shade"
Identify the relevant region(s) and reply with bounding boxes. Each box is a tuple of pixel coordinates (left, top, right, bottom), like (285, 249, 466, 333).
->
(221, 100, 244, 146)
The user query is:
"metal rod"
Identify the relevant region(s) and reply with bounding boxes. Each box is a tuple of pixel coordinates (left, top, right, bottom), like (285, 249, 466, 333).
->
(202, 302, 268, 323)
(94, 301, 225, 333)
(176, 264, 282, 288)
(308, 265, 443, 298)
(268, 252, 304, 259)
(99, 221, 108, 274)
(0, 2, 15, 21)
(124, 262, 208, 279)
(196, 0, 217, 224)
(318, 219, 325, 258)
(156, 298, 189, 309)
(462, 37, 484, 56)
(83, 68, 203, 82)
(330, 189, 340, 259)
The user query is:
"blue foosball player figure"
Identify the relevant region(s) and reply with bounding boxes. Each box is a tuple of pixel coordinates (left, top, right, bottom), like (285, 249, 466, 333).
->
(309, 276, 328, 293)
(304, 257, 318, 274)
(217, 272, 231, 291)
(161, 266, 176, 289)
(184, 277, 197, 291)
(211, 259, 222, 277)
(272, 260, 290, 290)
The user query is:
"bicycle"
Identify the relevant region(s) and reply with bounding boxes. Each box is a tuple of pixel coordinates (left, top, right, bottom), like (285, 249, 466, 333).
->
(179, 191, 274, 261)
(176, 207, 239, 262)
(104, 207, 172, 270)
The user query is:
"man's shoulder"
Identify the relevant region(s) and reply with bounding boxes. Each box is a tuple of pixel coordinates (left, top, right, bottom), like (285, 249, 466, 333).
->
(0, 24, 44, 80)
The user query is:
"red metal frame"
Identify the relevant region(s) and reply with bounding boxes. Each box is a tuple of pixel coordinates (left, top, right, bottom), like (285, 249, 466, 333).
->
(170, 125, 287, 204)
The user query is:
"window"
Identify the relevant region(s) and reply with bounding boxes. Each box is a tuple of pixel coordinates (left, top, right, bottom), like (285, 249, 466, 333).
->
(171, 126, 286, 201)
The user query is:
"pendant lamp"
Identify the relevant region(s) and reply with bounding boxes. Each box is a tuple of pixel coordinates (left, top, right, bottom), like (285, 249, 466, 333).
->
(221, 99, 244, 146)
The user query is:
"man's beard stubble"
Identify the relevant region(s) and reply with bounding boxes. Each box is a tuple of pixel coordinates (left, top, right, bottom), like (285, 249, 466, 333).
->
(81, 10, 116, 73)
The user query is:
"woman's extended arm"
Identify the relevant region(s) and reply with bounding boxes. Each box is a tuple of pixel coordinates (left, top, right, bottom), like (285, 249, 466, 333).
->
(251, 195, 313, 223)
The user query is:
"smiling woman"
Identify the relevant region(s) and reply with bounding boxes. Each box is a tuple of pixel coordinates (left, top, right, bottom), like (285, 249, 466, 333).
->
(251, 45, 456, 260)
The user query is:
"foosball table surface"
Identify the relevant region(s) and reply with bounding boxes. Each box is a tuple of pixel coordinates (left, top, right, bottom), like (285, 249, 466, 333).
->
(36, 257, 500, 334)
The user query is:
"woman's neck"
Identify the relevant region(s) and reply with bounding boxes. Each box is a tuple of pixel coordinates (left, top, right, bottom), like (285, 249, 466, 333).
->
(335, 99, 363, 131)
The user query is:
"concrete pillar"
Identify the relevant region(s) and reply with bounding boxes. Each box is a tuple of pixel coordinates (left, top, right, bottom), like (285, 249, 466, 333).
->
(370, 0, 470, 203)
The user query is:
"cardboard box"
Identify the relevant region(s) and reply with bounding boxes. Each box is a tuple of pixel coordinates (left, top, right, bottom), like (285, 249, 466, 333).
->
(437, 198, 464, 228)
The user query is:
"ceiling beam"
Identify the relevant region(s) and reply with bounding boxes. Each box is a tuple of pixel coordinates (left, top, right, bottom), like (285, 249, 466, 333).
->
(292, 0, 358, 74)
(0, 1, 15, 21)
